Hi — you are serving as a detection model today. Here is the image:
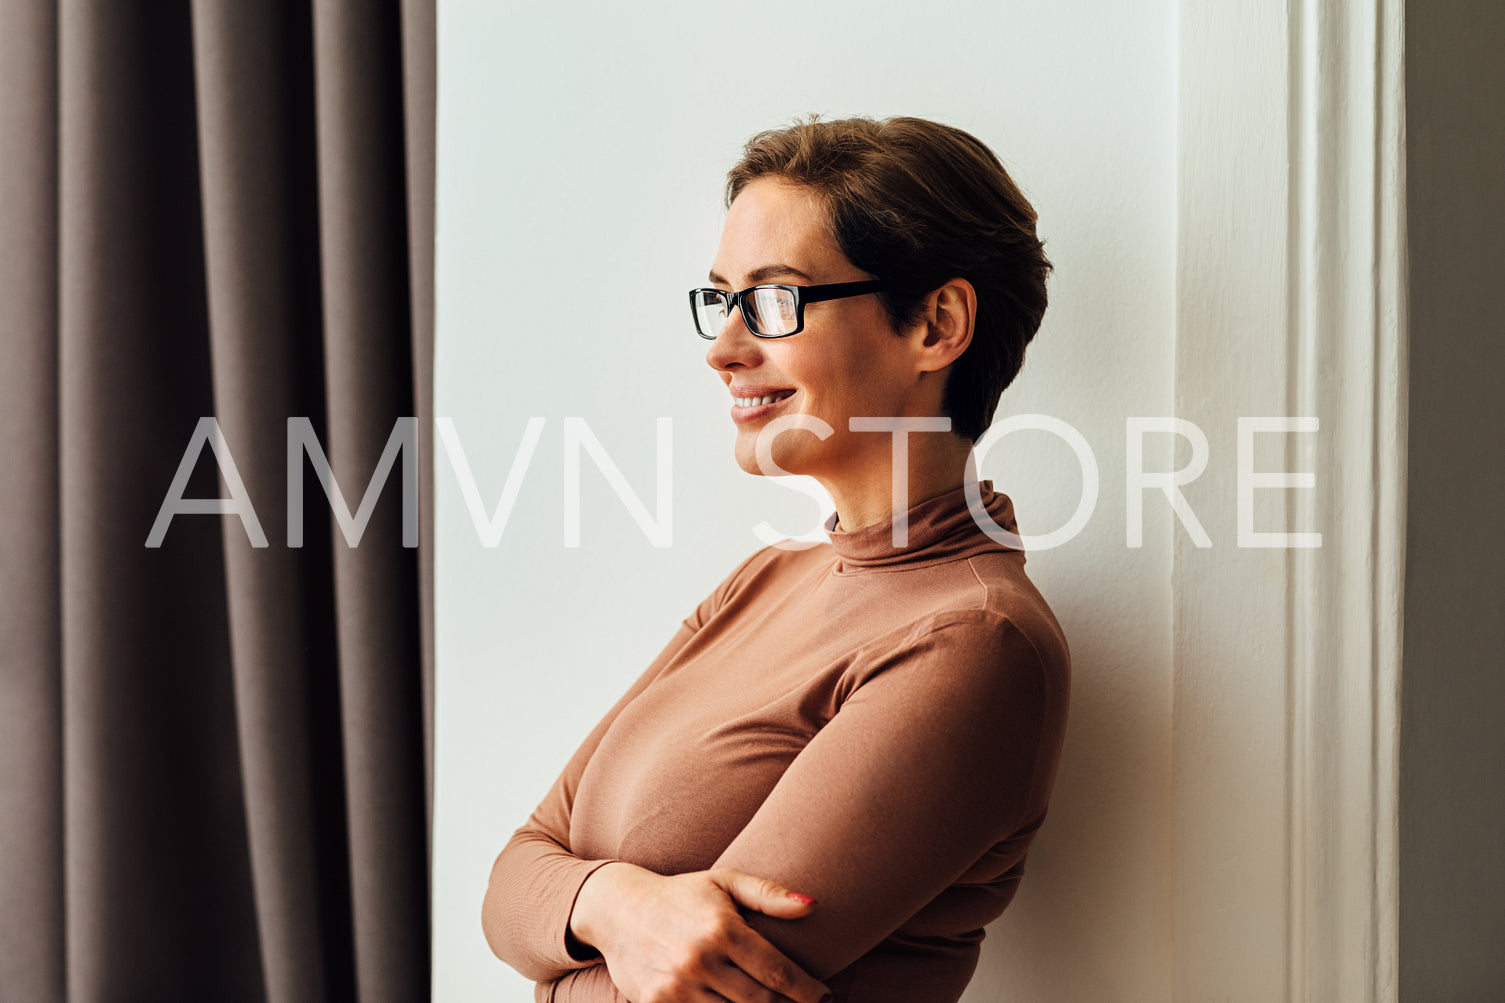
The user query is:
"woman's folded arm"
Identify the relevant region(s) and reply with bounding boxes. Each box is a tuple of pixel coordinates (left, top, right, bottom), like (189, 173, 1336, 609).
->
(482, 548, 774, 982)
(710, 614, 1065, 980)
(481, 622, 697, 981)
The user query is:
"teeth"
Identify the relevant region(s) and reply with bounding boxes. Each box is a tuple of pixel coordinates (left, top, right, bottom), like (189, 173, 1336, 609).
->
(735, 394, 783, 407)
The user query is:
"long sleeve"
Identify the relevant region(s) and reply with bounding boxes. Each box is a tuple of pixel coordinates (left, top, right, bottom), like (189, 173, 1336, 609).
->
(710, 613, 1067, 987)
(481, 549, 772, 983)
(481, 621, 696, 983)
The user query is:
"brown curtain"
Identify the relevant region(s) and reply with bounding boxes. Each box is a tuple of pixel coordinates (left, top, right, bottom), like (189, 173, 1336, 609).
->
(0, 1, 435, 1000)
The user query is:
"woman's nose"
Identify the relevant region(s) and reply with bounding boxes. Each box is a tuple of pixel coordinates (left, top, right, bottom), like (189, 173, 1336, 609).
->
(704, 307, 761, 372)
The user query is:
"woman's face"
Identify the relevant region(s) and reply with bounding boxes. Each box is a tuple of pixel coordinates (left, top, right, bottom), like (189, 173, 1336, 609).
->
(705, 178, 933, 484)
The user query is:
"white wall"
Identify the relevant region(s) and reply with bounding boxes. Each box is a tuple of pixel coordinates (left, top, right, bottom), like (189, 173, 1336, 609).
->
(434, 1, 1178, 999)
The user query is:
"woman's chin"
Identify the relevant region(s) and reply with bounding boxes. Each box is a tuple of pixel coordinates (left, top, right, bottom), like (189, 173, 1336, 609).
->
(733, 436, 819, 479)
(732, 440, 767, 477)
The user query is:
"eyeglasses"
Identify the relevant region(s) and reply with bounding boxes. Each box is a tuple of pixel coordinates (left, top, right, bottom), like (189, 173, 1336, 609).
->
(688, 280, 888, 339)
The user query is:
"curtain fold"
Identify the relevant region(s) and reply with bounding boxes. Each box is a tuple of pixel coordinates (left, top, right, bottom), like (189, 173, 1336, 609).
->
(0, 2, 436, 1000)
(0, 1, 64, 999)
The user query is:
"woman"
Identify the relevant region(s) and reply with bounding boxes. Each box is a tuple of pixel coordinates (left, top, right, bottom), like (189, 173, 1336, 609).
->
(482, 115, 1070, 1003)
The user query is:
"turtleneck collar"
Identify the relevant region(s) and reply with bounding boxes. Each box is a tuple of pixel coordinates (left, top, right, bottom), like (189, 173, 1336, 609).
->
(822, 481, 1026, 573)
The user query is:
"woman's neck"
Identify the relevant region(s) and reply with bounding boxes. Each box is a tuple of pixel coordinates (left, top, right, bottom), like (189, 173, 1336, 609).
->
(818, 433, 975, 533)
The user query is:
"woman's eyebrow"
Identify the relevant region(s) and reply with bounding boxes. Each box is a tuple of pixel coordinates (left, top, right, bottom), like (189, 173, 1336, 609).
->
(707, 264, 815, 287)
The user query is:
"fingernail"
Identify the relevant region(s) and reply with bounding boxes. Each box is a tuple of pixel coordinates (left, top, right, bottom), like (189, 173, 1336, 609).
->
(786, 891, 816, 905)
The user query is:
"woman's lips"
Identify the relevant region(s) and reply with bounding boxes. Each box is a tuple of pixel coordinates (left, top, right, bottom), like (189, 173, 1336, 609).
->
(729, 388, 795, 424)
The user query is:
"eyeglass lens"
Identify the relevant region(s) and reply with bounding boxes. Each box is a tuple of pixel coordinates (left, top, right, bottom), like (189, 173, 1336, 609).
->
(694, 287, 799, 338)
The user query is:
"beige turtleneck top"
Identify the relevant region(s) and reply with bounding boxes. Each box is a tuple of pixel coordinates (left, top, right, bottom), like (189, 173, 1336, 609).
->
(482, 482, 1071, 1002)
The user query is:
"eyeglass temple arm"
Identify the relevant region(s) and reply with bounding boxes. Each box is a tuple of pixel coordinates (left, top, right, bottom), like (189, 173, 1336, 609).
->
(797, 279, 887, 304)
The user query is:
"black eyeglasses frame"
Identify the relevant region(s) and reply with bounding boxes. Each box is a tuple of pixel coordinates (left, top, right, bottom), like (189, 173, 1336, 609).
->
(688, 279, 889, 340)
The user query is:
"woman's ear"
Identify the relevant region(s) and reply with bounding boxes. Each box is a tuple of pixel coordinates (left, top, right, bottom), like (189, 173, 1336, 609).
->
(915, 278, 976, 373)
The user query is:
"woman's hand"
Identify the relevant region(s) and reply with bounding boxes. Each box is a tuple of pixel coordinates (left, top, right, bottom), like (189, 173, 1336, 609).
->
(569, 861, 832, 1003)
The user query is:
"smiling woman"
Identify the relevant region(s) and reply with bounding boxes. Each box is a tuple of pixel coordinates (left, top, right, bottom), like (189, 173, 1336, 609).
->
(480, 114, 1069, 1003)
(700, 177, 978, 514)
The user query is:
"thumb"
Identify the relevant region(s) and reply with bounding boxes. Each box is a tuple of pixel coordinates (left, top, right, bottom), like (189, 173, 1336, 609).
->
(712, 868, 819, 919)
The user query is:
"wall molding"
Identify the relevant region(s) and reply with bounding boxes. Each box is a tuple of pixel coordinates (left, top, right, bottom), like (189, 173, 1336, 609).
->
(1285, 0, 1405, 998)
(1174, 0, 1405, 997)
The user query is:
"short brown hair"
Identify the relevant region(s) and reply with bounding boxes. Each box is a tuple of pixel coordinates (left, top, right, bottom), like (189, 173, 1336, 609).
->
(725, 115, 1052, 441)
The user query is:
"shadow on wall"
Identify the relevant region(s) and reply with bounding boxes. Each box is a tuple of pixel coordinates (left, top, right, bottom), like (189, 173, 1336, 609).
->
(970, 580, 1172, 1003)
